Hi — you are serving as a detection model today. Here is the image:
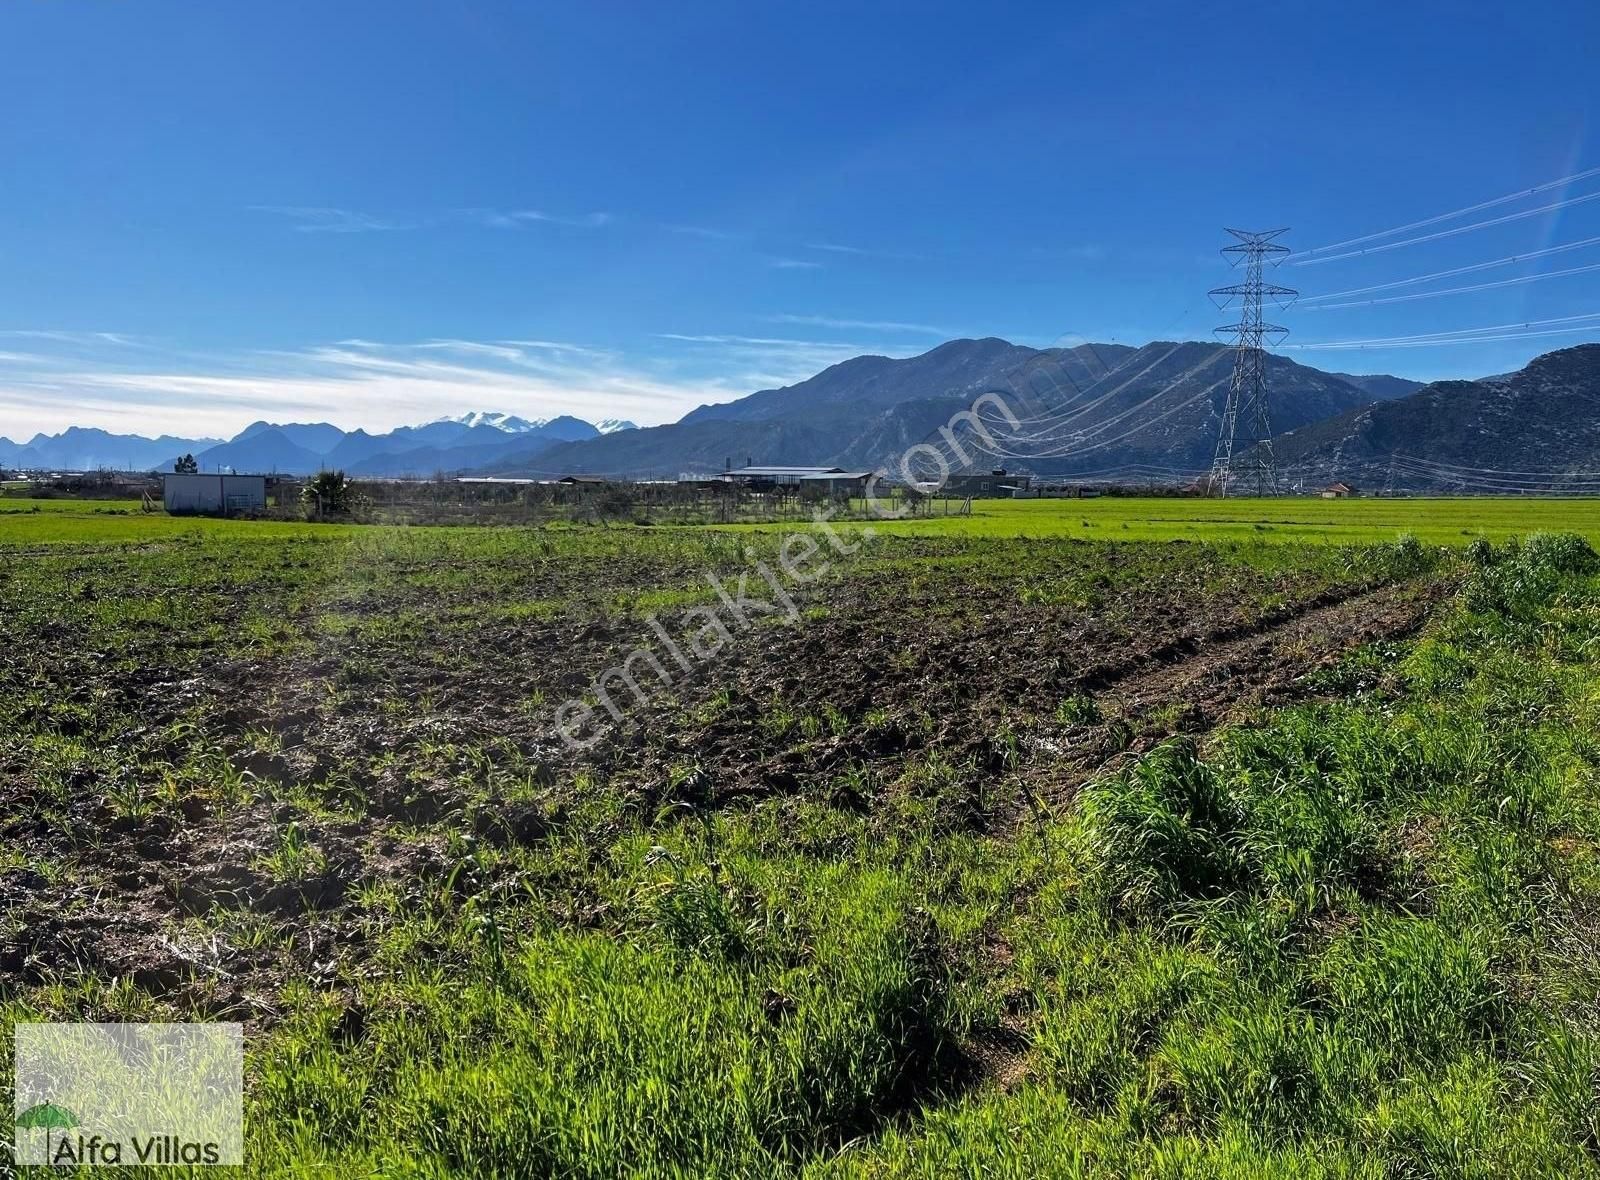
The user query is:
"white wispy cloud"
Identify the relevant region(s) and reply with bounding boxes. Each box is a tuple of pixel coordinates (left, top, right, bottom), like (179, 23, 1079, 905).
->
(251, 206, 411, 233)
(654, 333, 864, 347)
(496, 339, 616, 359)
(253, 206, 617, 234)
(805, 242, 921, 261)
(664, 224, 739, 240)
(765, 314, 949, 336)
(652, 332, 925, 390)
(766, 256, 824, 270)
(464, 209, 614, 229)
(0, 329, 149, 347)
(0, 336, 736, 440)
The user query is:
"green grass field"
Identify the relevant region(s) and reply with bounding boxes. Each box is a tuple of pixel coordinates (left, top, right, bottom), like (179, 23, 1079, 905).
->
(3, 506, 1600, 1175)
(1, 494, 1596, 548)
(843, 495, 1600, 544)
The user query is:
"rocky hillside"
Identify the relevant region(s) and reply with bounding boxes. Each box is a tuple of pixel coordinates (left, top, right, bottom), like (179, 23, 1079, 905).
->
(494, 338, 1413, 479)
(1272, 344, 1600, 491)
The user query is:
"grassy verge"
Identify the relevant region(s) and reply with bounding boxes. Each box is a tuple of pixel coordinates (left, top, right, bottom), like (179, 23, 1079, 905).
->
(828, 496, 1600, 545)
(3, 495, 1596, 547)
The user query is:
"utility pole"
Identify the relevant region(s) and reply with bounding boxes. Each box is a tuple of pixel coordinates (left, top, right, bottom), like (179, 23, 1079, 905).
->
(1208, 229, 1295, 497)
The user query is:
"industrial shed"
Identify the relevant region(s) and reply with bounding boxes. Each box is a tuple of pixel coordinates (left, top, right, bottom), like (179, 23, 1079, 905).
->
(163, 473, 267, 515)
(798, 471, 873, 497)
(720, 465, 845, 490)
(942, 468, 1032, 498)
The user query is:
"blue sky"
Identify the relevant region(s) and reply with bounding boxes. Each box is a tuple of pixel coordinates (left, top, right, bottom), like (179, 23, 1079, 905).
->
(2, 0, 1597, 440)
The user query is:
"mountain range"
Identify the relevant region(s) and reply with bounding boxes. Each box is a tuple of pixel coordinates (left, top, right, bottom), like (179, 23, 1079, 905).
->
(0, 428, 228, 473)
(0, 414, 638, 477)
(7, 337, 1599, 490)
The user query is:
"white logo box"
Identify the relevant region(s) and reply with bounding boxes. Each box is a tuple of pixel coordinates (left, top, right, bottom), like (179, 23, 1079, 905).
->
(13, 1022, 243, 1167)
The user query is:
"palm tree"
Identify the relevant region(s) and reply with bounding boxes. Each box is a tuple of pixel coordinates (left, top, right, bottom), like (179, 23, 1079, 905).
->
(301, 470, 356, 517)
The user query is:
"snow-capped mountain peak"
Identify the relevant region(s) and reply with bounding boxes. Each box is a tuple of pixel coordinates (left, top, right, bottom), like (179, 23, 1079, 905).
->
(439, 411, 544, 433)
(597, 419, 638, 434)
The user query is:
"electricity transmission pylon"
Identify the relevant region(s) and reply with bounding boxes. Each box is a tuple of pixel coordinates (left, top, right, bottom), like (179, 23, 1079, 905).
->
(1208, 228, 1295, 497)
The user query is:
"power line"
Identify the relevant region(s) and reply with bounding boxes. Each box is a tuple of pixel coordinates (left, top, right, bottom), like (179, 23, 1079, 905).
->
(1295, 165, 1600, 258)
(967, 345, 1233, 460)
(1391, 453, 1600, 478)
(1300, 261, 1600, 312)
(975, 373, 1232, 461)
(1297, 236, 1600, 303)
(1283, 311, 1600, 351)
(1387, 460, 1600, 493)
(1385, 453, 1600, 491)
(999, 336, 1214, 434)
(998, 345, 1229, 442)
(1290, 189, 1600, 267)
(1288, 325, 1600, 351)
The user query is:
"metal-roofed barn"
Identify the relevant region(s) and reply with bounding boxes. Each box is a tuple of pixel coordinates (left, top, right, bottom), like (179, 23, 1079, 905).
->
(720, 465, 845, 491)
(942, 468, 1032, 498)
(162, 473, 267, 515)
(798, 471, 873, 497)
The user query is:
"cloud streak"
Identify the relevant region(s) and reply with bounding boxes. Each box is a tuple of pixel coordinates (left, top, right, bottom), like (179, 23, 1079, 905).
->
(0, 329, 149, 347)
(253, 206, 617, 233)
(663, 224, 739, 241)
(805, 242, 920, 261)
(248, 207, 934, 275)
(765, 314, 949, 335)
(652, 331, 928, 390)
(462, 209, 614, 229)
(250, 206, 411, 233)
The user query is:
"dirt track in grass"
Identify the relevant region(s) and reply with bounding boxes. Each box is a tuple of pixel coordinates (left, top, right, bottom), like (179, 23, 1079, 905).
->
(1016, 578, 1442, 818)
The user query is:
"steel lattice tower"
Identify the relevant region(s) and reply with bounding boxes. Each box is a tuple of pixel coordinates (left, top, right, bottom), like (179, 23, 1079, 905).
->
(1208, 228, 1295, 497)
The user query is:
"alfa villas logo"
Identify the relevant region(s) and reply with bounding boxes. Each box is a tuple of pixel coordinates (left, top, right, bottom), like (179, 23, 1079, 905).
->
(12, 1022, 243, 1168)
(14, 1102, 224, 1166)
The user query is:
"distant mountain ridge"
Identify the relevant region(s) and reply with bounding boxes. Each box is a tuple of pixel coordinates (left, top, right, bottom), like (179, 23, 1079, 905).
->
(0, 427, 224, 472)
(0, 412, 637, 475)
(1320, 371, 1427, 402)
